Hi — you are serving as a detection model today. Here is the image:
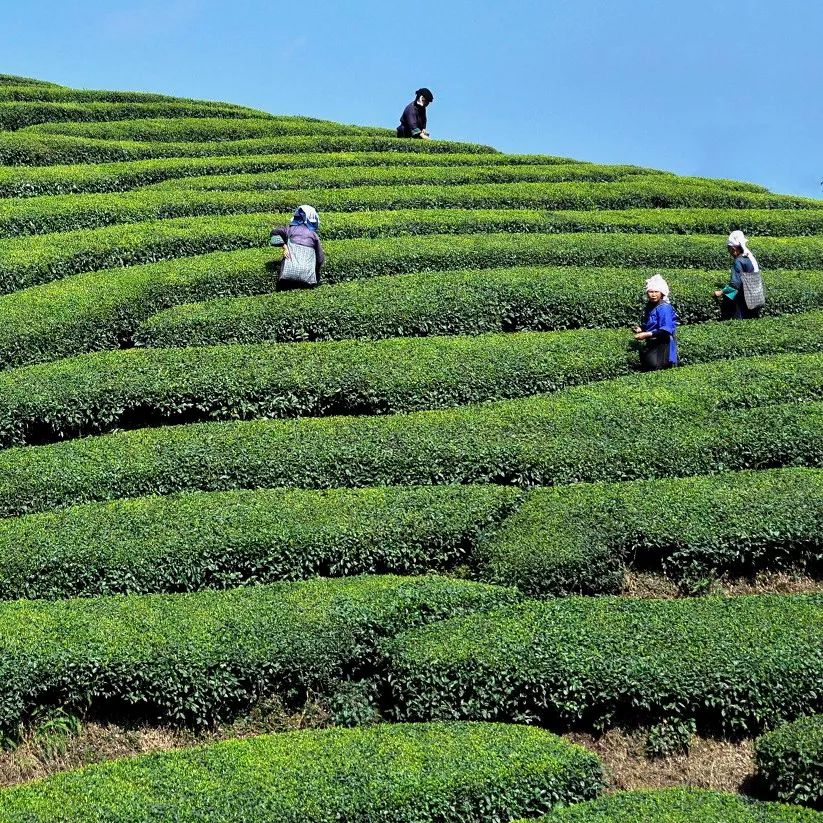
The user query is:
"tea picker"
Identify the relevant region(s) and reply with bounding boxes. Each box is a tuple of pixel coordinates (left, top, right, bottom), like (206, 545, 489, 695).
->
(397, 87, 434, 139)
(269, 205, 326, 292)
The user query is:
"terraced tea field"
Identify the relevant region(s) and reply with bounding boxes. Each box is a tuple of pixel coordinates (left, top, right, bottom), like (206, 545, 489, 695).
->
(0, 73, 820, 821)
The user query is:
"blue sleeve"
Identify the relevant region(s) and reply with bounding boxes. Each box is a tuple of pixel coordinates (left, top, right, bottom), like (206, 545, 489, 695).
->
(644, 305, 676, 338)
(657, 304, 677, 335)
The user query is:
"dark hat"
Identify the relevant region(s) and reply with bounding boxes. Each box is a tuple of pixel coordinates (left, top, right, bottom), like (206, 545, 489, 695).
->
(415, 87, 434, 103)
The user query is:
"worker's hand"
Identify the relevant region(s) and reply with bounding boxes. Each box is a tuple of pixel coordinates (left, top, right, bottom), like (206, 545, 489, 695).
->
(632, 326, 642, 334)
(713, 289, 722, 298)
(421, 130, 431, 140)
(283, 246, 292, 260)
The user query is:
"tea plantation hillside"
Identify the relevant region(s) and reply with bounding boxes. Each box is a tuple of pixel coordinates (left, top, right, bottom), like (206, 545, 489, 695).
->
(0, 73, 820, 820)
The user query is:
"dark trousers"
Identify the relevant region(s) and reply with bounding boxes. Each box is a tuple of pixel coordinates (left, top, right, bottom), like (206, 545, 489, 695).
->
(276, 278, 318, 293)
(639, 339, 672, 371)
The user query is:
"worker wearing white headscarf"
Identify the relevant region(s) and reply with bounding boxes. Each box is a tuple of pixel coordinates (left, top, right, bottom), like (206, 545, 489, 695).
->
(714, 229, 765, 318)
(633, 274, 678, 369)
(269, 203, 326, 291)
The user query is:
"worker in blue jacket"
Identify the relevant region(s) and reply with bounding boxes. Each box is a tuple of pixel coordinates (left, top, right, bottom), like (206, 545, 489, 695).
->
(633, 274, 679, 370)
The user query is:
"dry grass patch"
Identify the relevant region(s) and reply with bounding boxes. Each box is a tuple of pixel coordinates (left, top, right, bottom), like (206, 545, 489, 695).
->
(0, 697, 329, 788)
(566, 729, 756, 794)
(623, 571, 823, 599)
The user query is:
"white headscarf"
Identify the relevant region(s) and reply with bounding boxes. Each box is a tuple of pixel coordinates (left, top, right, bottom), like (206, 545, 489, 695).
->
(727, 230, 760, 273)
(644, 273, 671, 303)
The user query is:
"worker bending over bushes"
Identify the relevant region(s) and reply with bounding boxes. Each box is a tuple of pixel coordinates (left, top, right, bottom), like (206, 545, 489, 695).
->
(397, 87, 434, 139)
(715, 229, 766, 319)
(269, 205, 325, 292)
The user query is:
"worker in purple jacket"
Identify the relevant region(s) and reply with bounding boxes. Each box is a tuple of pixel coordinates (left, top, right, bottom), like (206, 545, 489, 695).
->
(269, 205, 325, 291)
(397, 88, 434, 138)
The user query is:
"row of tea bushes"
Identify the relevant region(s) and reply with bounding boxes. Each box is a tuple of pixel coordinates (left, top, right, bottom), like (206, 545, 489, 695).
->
(0, 313, 820, 448)
(3, 257, 820, 373)
(525, 789, 823, 822)
(0, 86, 261, 107)
(164, 169, 771, 194)
(146, 174, 818, 209)
(0, 101, 264, 130)
(0, 354, 817, 517)
(0, 131, 496, 165)
(8, 196, 823, 243)
(1, 173, 695, 237)
(0, 248, 275, 370)
(0, 723, 604, 823)
(138, 264, 823, 349)
(756, 715, 823, 809)
(146, 161, 656, 193)
(0, 485, 520, 600)
(477, 468, 822, 595)
(384, 593, 823, 737)
(532, 207, 823, 237)
(159, 169, 780, 198)
(0, 469, 815, 602)
(0, 75, 59, 87)
(26, 115, 388, 140)
(0, 151, 576, 198)
(0, 575, 515, 733)
(6, 226, 823, 293)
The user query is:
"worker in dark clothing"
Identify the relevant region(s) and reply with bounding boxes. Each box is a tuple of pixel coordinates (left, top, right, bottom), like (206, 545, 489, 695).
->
(397, 88, 434, 138)
(714, 230, 766, 319)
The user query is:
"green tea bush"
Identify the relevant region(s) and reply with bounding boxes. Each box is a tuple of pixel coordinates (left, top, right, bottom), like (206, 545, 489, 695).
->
(0, 248, 276, 371)
(477, 468, 823, 595)
(756, 715, 823, 808)
(150, 173, 815, 208)
(537, 207, 823, 237)
(0, 574, 516, 732)
(2, 257, 820, 373)
(5, 226, 823, 293)
(0, 723, 604, 822)
(0, 485, 520, 599)
(0, 354, 817, 517)
(26, 115, 386, 140)
(384, 593, 823, 735)
(523, 788, 823, 822)
(1, 314, 820, 447)
(6, 190, 822, 240)
(0, 131, 495, 165)
(146, 161, 655, 191)
(0, 86, 259, 108)
(0, 152, 578, 198)
(2, 171, 703, 237)
(137, 265, 823, 349)
(0, 181, 667, 241)
(153, 168, 772, 193)
(0, 76, 60, 87)
(0, 101, 263, 130)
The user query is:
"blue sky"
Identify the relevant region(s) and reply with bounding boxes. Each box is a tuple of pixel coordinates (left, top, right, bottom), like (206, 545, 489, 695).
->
(4, 0, 822, 198)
